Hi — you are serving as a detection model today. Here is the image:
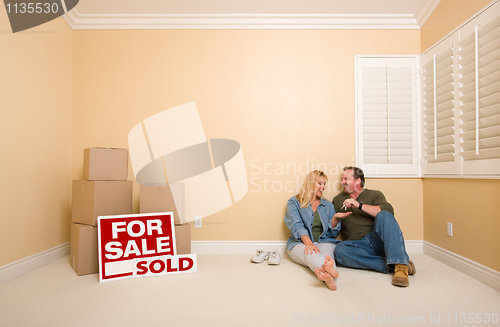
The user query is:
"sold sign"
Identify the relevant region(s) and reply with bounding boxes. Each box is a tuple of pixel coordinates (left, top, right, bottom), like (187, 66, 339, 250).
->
(97, 212, 197, 282)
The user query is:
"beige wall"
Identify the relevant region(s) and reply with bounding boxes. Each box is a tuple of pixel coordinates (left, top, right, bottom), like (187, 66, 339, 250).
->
(421, 0, 500, 271)
(420, 0, 493, 52)
(13, 0, 500, 268)
(367, 179, 423, 240)
(71, 29, 422, 243)
(423, 179, 500, 271)
(0, 13, 72, 266)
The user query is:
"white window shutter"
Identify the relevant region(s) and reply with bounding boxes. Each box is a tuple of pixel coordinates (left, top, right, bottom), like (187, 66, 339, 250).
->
(458, 11, 500, 175)
(421, 0, 500, 177)
(421, 36, 458, 174)
(356, 57, 418, 177)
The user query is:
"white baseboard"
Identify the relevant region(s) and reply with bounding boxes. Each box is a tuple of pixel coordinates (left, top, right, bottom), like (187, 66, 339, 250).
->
(191, 240, 424, 255)
(405, 240, 424, 254)
(0, 243, 70, 285)
(191, 241, 288, 255)
(0, 240, 421, 284)
(3, 240, 497, 292)
(423, 241, 500, 291)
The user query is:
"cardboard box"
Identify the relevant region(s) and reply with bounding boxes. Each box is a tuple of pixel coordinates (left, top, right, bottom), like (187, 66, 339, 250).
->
(140, 184, 184, 224)
(84, 147, 128, 181)
(70, 223, 98, 276)
(175, 223, 191, 255)
(72, 180, 133, 226)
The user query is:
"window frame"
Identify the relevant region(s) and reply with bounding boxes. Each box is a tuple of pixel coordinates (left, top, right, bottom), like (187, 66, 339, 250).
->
(355, 55, 421, 178)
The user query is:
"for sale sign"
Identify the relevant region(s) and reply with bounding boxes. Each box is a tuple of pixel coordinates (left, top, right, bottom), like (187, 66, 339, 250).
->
(97, 212, 197, 282)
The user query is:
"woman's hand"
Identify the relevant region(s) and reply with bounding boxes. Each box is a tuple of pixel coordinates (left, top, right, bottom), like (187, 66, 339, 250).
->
(300, 235, 319, 255)
(331, 211, 352, 228)
(334, 212, 352, 219)
(304, 243, 320, 255)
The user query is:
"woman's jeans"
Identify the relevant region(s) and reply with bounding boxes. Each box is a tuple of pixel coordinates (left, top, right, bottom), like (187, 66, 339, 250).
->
(334, 211, 409, 273)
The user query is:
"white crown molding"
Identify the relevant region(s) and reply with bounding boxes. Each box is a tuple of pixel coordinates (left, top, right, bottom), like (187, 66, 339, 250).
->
(414, 0, 441, 27)
(62, 10, 421, 30)
(62, 7, 78, 28)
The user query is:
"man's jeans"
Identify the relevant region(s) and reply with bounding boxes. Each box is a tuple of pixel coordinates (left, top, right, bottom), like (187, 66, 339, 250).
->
(334, 211, 409, 273)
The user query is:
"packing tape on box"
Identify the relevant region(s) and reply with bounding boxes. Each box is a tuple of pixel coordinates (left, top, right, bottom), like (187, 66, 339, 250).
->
(128, 102, 248, 222)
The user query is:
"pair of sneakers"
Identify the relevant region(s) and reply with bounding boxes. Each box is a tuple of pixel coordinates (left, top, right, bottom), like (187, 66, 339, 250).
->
(251, 250, 281, 265)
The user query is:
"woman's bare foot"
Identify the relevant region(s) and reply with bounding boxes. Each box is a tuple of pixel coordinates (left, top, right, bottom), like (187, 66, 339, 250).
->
(323, 255, 339, 279)
(314, 268, 337, 291)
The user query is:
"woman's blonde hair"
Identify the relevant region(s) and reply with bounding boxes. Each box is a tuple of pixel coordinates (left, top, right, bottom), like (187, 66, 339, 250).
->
(296, 170, 328, 208)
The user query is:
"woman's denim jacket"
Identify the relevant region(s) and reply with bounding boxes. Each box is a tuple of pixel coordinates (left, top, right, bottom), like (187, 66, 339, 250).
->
(284, 196, 341, 250)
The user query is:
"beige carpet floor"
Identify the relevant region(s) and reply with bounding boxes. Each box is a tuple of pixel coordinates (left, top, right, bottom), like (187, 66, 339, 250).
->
(1, 253, 499, 326)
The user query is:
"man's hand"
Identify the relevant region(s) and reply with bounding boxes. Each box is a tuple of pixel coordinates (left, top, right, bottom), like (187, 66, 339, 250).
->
(342, 198, 359, 209)
(343, 198, 381, 217)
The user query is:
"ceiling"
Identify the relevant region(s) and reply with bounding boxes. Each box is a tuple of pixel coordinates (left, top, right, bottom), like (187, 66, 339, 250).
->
(64, 0, 442, 30)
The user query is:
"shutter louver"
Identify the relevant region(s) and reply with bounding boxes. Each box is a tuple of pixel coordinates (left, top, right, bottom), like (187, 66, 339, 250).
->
(459, 15, 500, 174)
(423, 46, 455, 165)
(362, 67, 413, 164)
(421, 36, 457, 175)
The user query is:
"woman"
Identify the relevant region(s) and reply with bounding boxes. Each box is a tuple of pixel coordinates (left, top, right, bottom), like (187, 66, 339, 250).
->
(284, 170, 341, 290)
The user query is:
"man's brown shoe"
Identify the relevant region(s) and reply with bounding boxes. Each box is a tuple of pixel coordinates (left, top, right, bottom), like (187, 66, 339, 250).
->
(408, 260, 416, 276)
(392, 264, 409, 287)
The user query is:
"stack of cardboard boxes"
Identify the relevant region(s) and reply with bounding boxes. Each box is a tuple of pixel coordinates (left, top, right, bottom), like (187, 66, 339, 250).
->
(70, 148, 132, 276)
(70, 147, 192, 276)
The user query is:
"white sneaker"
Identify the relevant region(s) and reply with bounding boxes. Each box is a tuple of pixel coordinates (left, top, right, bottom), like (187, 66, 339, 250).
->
(268, 251, 281, 265)
(251, 250, 270, 263)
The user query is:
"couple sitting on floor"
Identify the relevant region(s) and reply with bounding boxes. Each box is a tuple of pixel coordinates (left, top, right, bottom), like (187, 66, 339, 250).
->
(284, 167, 415, 291)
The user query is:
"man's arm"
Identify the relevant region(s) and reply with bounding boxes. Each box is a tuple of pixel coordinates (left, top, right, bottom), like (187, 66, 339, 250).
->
(342, 197, 380, 217)
(358, 202, 381, 217)
(342, 190, 393, 218)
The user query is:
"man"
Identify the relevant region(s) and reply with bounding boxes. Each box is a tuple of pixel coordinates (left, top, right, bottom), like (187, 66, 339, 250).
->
(332, 166, 415, 287)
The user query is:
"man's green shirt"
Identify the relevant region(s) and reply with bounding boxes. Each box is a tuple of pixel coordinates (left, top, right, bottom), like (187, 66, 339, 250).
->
(332, 189, 394, 241)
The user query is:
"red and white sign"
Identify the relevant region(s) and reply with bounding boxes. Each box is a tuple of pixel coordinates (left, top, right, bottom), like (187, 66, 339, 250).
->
(97, 212, 197, 282)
